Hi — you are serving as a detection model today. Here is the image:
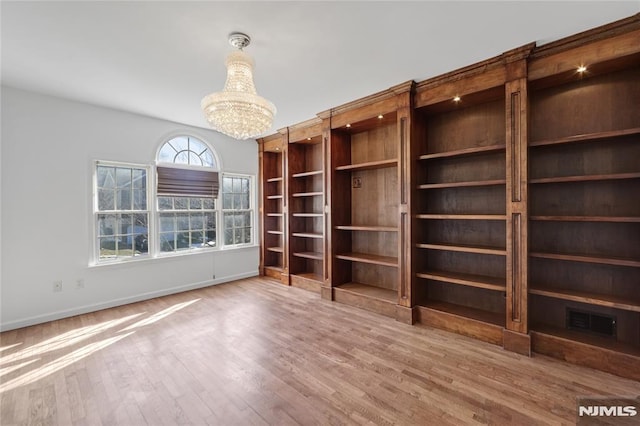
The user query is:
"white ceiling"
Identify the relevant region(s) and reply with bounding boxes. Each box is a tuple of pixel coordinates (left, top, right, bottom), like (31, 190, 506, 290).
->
(2, 1, 638, 136)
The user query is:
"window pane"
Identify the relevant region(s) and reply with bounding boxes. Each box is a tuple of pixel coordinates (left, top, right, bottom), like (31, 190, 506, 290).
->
(175, 197, 188, 210)
(133, 189, 146, 210)
(190, 213, 204, 230)
(98, 214, 116, 237)
(117, 188, 132, 210)
(98, 189, 115, 211)
(116, 168, 131, 188)
(160, 233, 175, 252)
(203, 198, 214, 209)
(241, 178, 249, 193)
(204, 212, 216, 229)
(224, 228, 233, 245)
(191, 230, 205, 246)
(118, 214, 133, 235)
(234, 213, 244, 227)
(158, 196, 172, 210)
(176, 232, 190, 249)
(176, 213, 189, 231)
(189, 198, 202, 209)
(132, 169, 146, 189)
(241, 193, 250, 209)
(223, 194, 232, 210)
(232, 177, 241, 192)
(242, 228, 251, 244)
(201, 150, 215, 168)
(223, 177, 233, 193)
(160, 214, 175, 232)
(158, 144, 176, 163)
(233, 194, 242, 210)
(97, 166, 115, 188)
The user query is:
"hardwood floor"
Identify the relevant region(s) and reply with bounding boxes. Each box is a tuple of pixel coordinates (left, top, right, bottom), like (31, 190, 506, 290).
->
(1, 277, 638, 425)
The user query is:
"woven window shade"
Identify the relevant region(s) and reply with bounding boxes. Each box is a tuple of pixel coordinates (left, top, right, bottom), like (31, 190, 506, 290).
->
(157, 166, 219, 198)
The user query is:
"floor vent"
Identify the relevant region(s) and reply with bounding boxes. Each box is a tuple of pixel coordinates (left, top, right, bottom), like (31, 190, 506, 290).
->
(566, 308, 616, 337)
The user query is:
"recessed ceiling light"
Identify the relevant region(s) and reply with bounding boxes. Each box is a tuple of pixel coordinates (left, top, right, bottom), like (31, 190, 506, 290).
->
(453, 96, 461, 102)
(577, 65, 587, 73)
(346, 124, 351, 128)
(378, 115, 383, 119)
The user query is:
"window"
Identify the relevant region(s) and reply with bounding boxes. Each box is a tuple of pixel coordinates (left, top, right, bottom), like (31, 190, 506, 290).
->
(222, 175, 252, 246)
(158, 196, 216, 252)
(95, 163, 149, 261)
(93, 135, 255, 264)
(156, 136, 219, 254)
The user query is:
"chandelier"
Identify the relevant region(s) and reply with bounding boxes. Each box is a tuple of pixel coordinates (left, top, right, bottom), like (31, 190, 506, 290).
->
(201, 33, 276, 140)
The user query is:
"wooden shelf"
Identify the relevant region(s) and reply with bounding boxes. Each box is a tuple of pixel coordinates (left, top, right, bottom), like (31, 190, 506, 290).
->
(419, 143, 505, 160)
(335, 282, 397, 303)
(530, 215, 640, 223)
(335, 225, 398, 232)
(419, 301, 504, 327)
(292, 213, 323, 218)
(292, 191, 323, 197)
(529, 127, 640, 148)
(291, 232, 323, 239)
(416, 242, 506, 256)
(416, 214, 506, 221)
(335, 158, 398, 171)
(418, 179, 506, 189)
(292, 170, 323, 178)
(292, 251, 323, 260)
(335, 252, 398, 267)
(266, 246, 284, 253)
(266, 230, 283, 235)
(266, 213, 284, 217)
(530, 172, 640, 184)
(267, 194, 284, 199)
(417, 270, 506, 292)
(266, 176, 283, 183)
(530, 251, 640, 268)
(530, 285, 640, 312)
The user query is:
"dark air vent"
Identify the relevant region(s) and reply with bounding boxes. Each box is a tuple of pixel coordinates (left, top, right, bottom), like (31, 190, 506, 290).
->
(566, 308, 616, 337)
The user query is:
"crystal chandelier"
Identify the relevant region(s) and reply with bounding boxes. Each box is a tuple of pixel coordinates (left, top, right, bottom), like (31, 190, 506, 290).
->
(201, 33, 276, 140)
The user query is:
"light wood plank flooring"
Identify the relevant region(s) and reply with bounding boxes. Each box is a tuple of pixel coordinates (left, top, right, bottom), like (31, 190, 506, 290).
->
(1, 276, 638, 425)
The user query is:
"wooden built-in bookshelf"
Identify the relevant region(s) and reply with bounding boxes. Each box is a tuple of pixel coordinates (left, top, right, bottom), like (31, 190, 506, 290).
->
(325, 82, 412, 319)
(526, 19, 640, 379)
(256, 14, 640, 381)
(258, 132, 288, 284)
(287, 118, 326, 292)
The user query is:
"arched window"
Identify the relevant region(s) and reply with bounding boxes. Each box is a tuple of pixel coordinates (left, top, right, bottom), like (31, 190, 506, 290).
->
(156, 136, 219, 253)
(157, 136, 217, 168)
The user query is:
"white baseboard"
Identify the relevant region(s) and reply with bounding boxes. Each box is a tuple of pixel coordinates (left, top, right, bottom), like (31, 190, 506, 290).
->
(0, 271, 258, 332)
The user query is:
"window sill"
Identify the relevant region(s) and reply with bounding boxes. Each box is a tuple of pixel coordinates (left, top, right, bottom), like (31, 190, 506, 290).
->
(89, 244, 259, 269)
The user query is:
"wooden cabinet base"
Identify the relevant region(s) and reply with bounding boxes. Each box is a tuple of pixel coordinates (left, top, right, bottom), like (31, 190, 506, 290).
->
(531, 329, 640, 382)
(264, 267, 289, 285)
(290, 273, 322, 293)
(395, 305, 418, 325)
(503, 329, 531, 356)
(416, 305, 504, 346)
(333, 284, 397, 318)
(320, 285, 333, 301)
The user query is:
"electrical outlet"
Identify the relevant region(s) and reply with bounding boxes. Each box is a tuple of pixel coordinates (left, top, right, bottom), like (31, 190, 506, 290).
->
(76, 279, 85, 289)
(352, 177, 362, 188)
(53, 281, 63, 292)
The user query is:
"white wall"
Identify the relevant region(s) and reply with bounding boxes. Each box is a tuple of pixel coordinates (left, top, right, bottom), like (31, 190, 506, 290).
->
(0, 86, 260, 331)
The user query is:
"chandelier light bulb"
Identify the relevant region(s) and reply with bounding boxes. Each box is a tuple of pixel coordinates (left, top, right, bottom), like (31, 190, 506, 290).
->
(201, 33, 276, 140)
